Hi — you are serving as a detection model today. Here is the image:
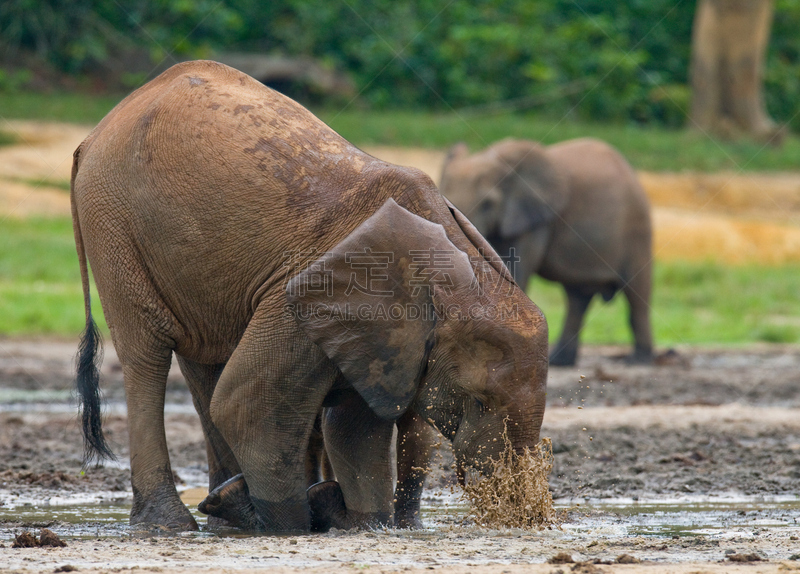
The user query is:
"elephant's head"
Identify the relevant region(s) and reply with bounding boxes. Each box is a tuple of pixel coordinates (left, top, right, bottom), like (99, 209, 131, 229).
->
(286, 195, 548, 480)
(439, 139, 570, 240)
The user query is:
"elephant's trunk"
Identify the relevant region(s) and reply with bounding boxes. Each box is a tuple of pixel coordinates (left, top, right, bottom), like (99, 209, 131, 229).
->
(452, 377, 546, 482)
(505, 397, 545, 455)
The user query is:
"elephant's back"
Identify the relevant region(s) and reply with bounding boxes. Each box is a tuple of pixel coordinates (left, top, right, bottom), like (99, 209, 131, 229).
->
(76, 60, 371, 226)
(540, 139, 651, 284)
(71, 61, 381, 360)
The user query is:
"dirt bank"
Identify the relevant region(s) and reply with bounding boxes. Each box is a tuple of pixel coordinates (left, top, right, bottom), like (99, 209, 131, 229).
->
(4, 341, 800, 504)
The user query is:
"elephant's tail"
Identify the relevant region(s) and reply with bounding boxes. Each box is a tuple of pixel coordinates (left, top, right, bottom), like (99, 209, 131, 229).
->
(72, 143, 115, 464)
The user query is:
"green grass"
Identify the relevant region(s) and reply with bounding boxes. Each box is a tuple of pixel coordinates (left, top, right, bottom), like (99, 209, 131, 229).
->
(529, 263, 800, 347)
(0, 92, 120, 125)
(2, 216, 799, 345)
(0, 217, 106, 335)
(0, 130, 16, 146)
(2, 176, 72, 192)
(0, 90, 798, 171)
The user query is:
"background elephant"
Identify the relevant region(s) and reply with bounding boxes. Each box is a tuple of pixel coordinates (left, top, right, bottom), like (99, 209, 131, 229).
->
(440, 138, 653, 366)
(72, 60, 548, 532)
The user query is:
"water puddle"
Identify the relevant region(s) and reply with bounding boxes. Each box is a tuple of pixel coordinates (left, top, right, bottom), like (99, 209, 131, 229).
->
(561, 497, 800, 539)
(0, 389, 73, 403)
(2, 494, 800, 545)
(0, 399, 195, 414)
(418, 493, 800, 539)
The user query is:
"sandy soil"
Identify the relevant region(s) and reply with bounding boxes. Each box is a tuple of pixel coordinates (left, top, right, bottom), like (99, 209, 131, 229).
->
(2, 340, 800, 572)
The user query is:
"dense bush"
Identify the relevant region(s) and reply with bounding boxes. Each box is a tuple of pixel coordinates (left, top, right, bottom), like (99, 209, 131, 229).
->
(0, 0, 798, 127)
(764, 0, 800, 131)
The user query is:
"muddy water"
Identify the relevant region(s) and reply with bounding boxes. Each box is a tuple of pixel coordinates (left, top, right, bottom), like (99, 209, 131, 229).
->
(566, 498, 800, 537)
(4, 496, 800, 539)
(3, 495, 800, 571)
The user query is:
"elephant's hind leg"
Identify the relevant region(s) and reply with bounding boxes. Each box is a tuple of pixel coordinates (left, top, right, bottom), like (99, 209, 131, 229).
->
(549, 287, 593, 367)
(623, 266, 653, 363)
(122, 347, 198, 530)
(176, 357, 245, 527)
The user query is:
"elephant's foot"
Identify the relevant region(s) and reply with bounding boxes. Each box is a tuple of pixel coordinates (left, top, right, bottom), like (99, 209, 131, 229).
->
(131, 486, 198, 531)
(307, 481, 392, 532)
(393, 489, 424, 529)
(201, 474, 309, 532)
(394, 508, 423, 529)
(198, 474, 264, 531)
(624, 347, 654, 365)
(201, 475, 390, 532)
(308, 480, 348, 532)
(549, 346, 577, 367)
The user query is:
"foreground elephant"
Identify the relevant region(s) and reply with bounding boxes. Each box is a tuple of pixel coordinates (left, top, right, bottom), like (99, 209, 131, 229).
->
(440, 138, 653, 366)
(72, 61, 548, 532)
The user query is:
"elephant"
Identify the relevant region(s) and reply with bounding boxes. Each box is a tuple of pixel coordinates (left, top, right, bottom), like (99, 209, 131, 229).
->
(439, 138, 653, 367)
(71, 60, 549, 533)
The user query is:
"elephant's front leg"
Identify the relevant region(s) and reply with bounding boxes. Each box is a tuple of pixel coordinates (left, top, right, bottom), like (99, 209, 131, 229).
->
(550, 287, 594, 367)
(209, 305, 336, 532)
(394, 410, 435, 528)
(319, 392, 396, 529)
(176, 357, 248, 529)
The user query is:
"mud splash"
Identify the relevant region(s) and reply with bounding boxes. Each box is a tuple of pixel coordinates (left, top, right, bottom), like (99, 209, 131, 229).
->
(460, 433, 558, 529)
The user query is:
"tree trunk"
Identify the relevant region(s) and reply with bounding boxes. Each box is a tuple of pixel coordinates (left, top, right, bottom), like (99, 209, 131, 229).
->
(690, 0, 784, 143)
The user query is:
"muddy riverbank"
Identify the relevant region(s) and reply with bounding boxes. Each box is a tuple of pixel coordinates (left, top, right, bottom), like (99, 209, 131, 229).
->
(2, 339, 800, 572)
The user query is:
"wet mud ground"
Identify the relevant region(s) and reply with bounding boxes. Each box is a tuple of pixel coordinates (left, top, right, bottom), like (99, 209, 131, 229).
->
(2, 338, 800, 572)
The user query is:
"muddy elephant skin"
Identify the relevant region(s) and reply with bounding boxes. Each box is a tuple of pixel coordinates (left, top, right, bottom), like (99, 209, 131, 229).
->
(71, 61, 548, 533)
(440, 138, 653, 366)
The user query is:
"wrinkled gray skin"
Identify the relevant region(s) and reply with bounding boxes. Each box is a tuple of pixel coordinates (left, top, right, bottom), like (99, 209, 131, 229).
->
(440, 138, 653, 367)
(72, 61, 548, 533)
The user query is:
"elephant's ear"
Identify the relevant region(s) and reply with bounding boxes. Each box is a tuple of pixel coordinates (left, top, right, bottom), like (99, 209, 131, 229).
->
(286, 198, 474, 420)
(497, 141, 570, 239)
(443, 142, 469, 165)
(444, 197, 516, 288)
(439, 142, 469, 187)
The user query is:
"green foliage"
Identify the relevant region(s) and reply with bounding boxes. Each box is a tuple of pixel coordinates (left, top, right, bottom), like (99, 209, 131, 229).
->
(764, 0, 800, 132)
(0, 0, 242, 73)
(1, 1, 799, 127)
(240, 0, 697, 122)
